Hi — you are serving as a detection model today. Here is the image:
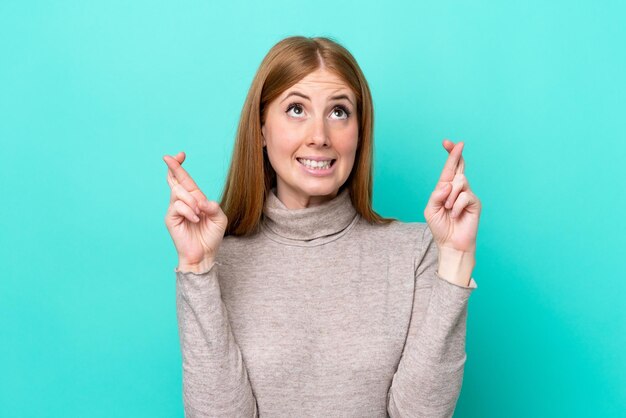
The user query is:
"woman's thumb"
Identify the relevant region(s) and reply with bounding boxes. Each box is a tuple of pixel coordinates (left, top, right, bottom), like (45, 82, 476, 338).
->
(430, 182, 451, 209)
(200, 200, 226, 220)
(200, 200, 216, 212)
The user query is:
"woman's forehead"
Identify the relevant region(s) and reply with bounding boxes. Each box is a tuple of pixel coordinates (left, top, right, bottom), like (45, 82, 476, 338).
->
(280, 70, 354, 101)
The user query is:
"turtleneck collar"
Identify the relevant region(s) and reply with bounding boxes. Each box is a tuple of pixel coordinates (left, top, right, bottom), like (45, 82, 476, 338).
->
(261, 187, 359, 246)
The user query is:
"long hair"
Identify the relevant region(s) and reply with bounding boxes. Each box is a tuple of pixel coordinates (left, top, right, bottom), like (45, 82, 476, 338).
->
(220, 35, 396, 236)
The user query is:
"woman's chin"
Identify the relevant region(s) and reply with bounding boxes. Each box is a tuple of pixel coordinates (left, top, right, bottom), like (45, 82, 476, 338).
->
(298, 183, 340, 198)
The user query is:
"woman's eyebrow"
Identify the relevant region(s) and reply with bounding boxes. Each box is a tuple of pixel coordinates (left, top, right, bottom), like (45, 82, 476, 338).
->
(281, 91, 354, 105)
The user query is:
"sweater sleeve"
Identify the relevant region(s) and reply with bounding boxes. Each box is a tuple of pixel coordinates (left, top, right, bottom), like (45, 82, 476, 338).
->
(175, 261, 259, 417)
(387, 225, 478, 418)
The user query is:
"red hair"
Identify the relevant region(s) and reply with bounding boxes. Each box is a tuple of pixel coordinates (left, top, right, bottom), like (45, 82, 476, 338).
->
(220, 35, 396, 236)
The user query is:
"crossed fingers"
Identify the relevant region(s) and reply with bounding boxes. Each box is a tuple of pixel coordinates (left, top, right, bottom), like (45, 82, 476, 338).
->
(438, 140, 465, 183)
(163, 152, 208, 210)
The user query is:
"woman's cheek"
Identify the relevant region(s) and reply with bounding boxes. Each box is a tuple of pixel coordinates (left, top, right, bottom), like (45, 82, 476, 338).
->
(339, 124, 359, 153)
(275, 124, 304, 148)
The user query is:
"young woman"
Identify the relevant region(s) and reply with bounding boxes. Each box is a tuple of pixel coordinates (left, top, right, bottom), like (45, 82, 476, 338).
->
(163, 35, 481, 417)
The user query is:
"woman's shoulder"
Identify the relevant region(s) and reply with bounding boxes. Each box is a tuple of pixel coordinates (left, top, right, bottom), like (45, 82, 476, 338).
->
(214, 229, 264, 264)
(353, 216, 429, 246)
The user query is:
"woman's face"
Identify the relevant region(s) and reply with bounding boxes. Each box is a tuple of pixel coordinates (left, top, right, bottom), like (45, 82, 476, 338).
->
(261, 68, 359, 209)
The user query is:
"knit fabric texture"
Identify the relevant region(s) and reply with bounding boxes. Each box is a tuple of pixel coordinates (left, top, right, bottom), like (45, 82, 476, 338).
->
(175, 187, 478, 417)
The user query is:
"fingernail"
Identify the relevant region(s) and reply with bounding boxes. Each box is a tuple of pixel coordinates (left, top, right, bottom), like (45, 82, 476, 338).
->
(193, 215, 200, 222)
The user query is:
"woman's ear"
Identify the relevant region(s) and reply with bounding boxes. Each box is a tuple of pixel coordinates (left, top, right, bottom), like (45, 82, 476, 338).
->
(261, 125, 266, 146)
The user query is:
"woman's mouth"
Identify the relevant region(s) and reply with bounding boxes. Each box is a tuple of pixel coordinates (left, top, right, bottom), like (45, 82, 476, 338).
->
(297, 158, 335, 169)
(296, 158, 337, 176)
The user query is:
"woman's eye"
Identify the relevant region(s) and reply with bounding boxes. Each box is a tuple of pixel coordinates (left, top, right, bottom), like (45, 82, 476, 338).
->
(285, 103, 351, 120)
(286, 103, 304, 118)
(331, 106, 350, 120)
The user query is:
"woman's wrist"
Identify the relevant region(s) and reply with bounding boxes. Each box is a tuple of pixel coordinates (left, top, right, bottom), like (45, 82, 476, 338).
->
(176, 257, 216, 273)
(437, 246, 475, 287)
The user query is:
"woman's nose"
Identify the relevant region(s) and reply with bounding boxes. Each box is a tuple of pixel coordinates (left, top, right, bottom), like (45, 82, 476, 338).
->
(308, 116, 330, 147)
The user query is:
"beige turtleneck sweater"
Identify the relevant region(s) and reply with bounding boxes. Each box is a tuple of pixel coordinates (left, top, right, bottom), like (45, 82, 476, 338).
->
(175, 187, 478, 417)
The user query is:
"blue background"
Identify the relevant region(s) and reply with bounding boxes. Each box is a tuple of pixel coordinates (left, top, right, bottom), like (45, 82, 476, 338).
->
(1, 1, 625, 416)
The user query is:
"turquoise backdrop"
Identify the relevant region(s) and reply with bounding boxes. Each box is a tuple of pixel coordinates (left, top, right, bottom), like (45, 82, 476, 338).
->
(1, 1, 624, 417)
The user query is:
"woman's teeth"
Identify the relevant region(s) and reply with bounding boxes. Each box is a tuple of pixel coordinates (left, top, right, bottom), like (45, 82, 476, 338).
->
(297, 158, 333, 169)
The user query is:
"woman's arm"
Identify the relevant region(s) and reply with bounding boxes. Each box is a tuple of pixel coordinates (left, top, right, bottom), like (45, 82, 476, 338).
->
(176, 261, 258, 417)
(387, 225, 477, 418)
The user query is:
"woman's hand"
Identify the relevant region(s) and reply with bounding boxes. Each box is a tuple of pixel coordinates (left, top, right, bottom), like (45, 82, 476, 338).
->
(424, 139, 482, 256)
(163, 151, 228, 272)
